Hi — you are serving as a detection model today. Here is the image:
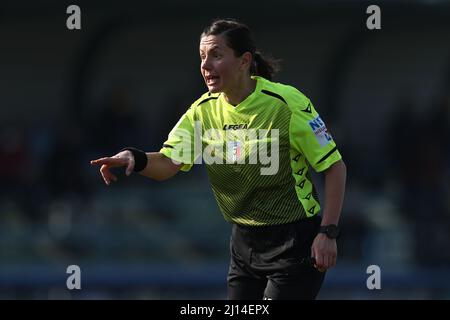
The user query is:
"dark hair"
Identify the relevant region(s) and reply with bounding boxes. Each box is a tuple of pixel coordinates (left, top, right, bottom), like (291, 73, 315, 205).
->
(201, 18, 280, 81)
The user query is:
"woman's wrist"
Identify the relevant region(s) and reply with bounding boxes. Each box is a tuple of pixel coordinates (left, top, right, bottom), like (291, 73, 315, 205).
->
(120, 147, 148, 172)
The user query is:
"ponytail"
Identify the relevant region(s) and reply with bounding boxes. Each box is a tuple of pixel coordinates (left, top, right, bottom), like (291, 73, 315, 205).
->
(252, 51, 280, 81)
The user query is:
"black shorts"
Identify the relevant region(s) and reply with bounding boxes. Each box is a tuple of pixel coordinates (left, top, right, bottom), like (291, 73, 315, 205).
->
(227, 215, 325, 300)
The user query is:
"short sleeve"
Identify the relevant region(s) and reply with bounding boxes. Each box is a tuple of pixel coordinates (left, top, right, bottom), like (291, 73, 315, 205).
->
(287, 89, 342, 172)
(159, 106, 201, 172)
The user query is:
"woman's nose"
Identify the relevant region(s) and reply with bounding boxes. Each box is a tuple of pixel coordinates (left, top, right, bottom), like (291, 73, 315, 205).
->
(201, 57, 211, 71)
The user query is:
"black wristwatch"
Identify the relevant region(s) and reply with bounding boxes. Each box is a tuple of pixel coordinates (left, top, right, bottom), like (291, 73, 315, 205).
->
(319, 224, 340, 239)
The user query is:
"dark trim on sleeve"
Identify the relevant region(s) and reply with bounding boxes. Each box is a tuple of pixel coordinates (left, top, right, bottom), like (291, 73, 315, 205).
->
(261, 90, 287, 104)
(317, 147, 337, 164)
(162, 144, 174, 149)
(197, 96, 218, 106)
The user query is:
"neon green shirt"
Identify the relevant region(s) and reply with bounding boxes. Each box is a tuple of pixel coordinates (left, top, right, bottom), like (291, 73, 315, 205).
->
(160, 76, 342, 226)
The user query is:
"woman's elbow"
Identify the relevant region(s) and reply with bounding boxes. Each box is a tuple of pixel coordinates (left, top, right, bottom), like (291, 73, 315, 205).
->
(340, 159, 347, 175)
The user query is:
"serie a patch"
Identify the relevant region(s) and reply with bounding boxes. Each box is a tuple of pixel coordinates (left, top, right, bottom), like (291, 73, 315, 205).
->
(308, 116, 333, 147)
(227, 140, 243, 163)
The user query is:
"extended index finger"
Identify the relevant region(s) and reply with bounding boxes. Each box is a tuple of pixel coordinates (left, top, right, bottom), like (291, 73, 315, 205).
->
(90, 157, 125, 166)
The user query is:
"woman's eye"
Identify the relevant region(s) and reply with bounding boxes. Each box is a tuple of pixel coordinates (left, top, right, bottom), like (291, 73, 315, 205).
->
(200, 53, 220, 60)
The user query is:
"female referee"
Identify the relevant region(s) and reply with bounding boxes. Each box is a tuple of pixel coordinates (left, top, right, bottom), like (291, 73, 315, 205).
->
(91, 18, 346, 300)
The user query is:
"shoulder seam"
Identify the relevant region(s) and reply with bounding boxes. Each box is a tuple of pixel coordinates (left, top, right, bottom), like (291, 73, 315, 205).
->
(261, 89, 287, 104)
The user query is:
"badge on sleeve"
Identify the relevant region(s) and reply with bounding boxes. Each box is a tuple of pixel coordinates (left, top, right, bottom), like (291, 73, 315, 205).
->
(309, 116, 333, 147)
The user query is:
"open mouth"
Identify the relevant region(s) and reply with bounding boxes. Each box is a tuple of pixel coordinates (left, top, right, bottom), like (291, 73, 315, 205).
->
(205, 75, 219, 85)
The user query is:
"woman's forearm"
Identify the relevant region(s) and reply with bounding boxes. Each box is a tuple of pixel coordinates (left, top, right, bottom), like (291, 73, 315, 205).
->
(139, 152, 183, 181)
(321, 159, 347, 225)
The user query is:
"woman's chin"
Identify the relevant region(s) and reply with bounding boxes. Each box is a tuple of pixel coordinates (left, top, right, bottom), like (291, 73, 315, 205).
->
(207, 84, 222, 93)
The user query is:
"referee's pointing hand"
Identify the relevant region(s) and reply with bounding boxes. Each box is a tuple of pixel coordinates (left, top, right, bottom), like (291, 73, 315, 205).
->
(90, 150, 135, 185)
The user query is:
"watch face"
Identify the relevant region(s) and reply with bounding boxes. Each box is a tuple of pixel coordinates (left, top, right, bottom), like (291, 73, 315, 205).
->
(321, 225, 340, 238)
(327, 225, 340, 238)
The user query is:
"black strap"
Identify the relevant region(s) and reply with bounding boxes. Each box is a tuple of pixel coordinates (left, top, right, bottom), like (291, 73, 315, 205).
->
(120, 147, 148, 172)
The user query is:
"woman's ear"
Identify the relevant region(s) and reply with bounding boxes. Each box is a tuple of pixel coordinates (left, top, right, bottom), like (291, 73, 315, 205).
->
(240, 52, 253, 71)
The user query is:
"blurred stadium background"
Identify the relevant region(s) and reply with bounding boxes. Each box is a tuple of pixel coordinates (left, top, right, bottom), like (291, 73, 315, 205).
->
(0, 0, 449, 299)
